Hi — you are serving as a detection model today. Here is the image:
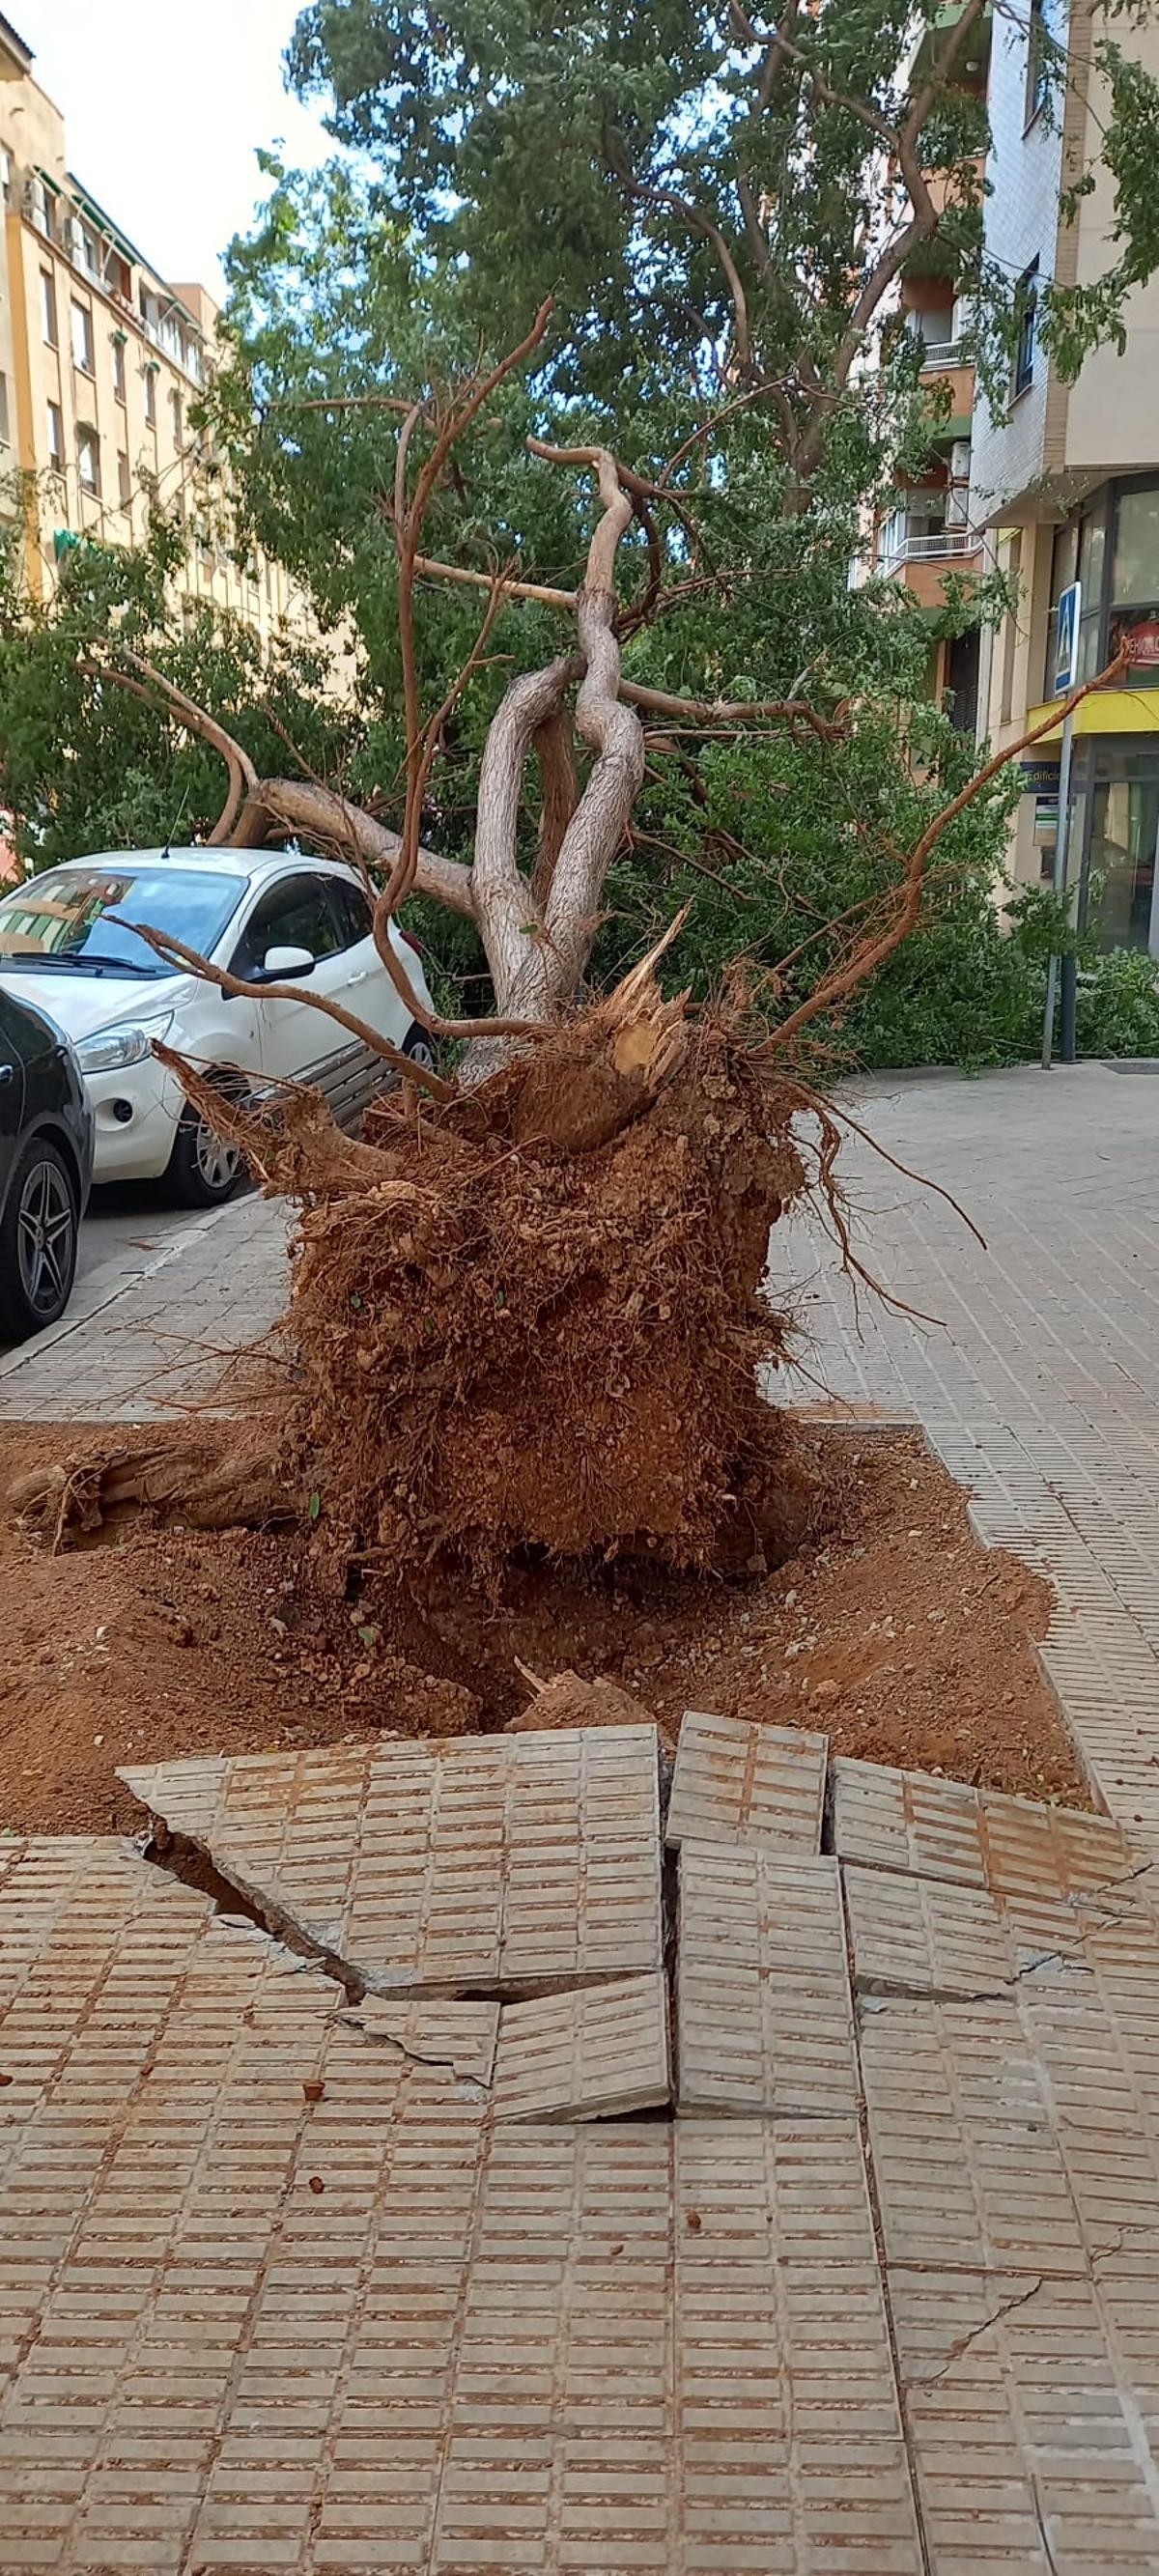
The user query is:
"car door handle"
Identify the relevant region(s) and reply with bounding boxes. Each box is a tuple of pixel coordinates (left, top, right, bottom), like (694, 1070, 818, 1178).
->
(0, 1063, 14, 1085)
(348, 969, 369, 985)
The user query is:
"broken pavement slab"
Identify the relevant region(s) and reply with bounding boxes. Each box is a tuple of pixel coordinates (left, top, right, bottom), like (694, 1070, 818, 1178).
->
(664, 1705, 828, 1851)
(834, 1751, 1147, 1943)
(120, 1723, 664, 1996)
(492, 1974, 670, 2120)
(676, 1844, 859, 2117)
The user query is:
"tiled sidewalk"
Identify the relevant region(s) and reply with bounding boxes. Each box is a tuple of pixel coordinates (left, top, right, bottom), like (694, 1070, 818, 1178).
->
(0, 1193, 289, 1421)
(8, 1718, 1159, 2570)
(774, 1062, 1159, 1847)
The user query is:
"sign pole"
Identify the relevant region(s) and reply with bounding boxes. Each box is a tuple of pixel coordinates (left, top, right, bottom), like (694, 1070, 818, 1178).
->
(1042, 579, 1081, 1071)
(1042, 707, 1075, 1068)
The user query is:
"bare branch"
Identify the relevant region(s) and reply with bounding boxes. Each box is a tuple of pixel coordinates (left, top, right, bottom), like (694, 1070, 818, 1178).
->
(83, 652, 258, 846)
(108, 917, 456, 1101)
(415, 552, 579, 610)
(757, 650, 1128, 1057)
(619, 678, 846, 744)
(623, 180, 751, 372)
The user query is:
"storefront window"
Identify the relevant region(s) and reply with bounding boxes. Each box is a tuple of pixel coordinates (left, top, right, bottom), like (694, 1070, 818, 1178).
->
(1114, 485, 1159, 601)
(1086, 751, 1159, 951)
(1110, 481, 1159, 685)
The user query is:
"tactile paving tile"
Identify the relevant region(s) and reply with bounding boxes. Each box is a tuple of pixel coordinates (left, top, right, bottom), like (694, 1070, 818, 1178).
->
(859, 1992, 1088, 2277)
(0, 1837, 924, 2574)
(492, 1974, 670, 2120)
(341, 1994, 500, 2087)
(664, 1708, 828, 1852)
(834, 1754, 1144, 1944)
(677, 1844, 859, 2115)
(844, 1860, 1027, 1996)
(122, 1724, 663, 1994)
(0, 1836, 220, 2156)
(672, 2120, 923, 2573)
(890, 2263, 1159, 2569)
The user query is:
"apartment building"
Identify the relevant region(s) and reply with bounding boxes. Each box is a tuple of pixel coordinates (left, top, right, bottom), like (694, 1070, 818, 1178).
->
(0, 12, 297, 646)
(871, 7, 992, 735)
(971, 0, 1159, 948)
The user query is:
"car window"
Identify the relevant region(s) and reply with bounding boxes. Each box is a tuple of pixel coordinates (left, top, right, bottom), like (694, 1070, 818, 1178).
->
(0, 867, 247, 977)
(230, 876, 345, 979)
(330, 880, 375, 950)
(0, 989, 42, 1062)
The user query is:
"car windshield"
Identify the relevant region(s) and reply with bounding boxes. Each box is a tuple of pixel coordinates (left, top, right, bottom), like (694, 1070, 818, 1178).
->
(0, 867, 247, 977)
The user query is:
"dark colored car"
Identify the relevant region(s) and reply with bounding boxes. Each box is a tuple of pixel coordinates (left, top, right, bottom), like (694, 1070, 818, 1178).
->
(0, 988, 94, 1344)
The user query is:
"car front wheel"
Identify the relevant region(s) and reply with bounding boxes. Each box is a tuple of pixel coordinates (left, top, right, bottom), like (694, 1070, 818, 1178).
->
(402, 1025, 439, 1077)
(0, 1137, 80, 1343)
(168, 1100, 242, 1207)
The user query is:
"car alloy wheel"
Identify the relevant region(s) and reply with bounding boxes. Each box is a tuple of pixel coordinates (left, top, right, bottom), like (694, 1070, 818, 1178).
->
(193, 1115, 240, 1195)
(16, 1155, 75, 1319)
(404, 1032, 439, 1074)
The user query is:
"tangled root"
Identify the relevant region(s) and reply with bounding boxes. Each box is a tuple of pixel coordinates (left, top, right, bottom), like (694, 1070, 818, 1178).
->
(28, 969, 833, 1580)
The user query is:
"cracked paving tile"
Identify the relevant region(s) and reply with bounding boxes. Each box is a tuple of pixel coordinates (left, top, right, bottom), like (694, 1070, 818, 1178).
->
(120, 1726, 664, 1997)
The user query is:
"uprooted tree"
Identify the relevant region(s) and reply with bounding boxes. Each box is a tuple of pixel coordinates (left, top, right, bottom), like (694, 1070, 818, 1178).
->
(19, 306, 1122, 1589)
(12, 0, 1159, 1574)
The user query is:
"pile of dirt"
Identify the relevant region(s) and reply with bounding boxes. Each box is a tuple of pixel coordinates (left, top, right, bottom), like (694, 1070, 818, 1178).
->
(0, 1421, 1091, 1836)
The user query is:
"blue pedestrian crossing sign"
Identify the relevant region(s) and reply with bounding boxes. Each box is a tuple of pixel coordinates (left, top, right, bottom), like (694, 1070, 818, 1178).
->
(1055, 580, 1081, 694)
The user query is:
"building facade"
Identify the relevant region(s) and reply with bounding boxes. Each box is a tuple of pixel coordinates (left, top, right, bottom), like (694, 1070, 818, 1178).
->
(0, 12, 299, 648)
(869, 9, 993, 736)
(971, 0, 1159, 948)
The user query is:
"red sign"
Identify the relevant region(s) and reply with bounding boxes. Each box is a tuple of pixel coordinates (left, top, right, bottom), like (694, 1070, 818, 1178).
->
(1112, 613, 1159, 666)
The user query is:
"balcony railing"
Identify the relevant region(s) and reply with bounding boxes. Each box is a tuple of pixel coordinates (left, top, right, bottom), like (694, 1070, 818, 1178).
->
(880, 525, 979, 569)
(919, 337, 968, 370)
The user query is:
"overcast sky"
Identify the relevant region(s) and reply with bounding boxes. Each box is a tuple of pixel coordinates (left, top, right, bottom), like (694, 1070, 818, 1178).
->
(13, 0, 336, 298)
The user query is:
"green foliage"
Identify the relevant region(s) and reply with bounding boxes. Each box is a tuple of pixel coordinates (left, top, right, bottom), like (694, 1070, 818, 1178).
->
(0, 515, 351, 870)
(6, 0, 1159, 1083)
(1075, 946, 1159, 1058)
(282, 0, 1159, 422)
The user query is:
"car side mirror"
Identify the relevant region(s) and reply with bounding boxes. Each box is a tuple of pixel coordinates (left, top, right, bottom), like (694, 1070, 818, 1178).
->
(258, 944, 316, 982)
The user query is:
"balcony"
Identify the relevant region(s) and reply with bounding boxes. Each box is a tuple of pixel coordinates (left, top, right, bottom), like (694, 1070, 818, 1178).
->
(880, 524, 979, 571)
(919, 338, 967, 371)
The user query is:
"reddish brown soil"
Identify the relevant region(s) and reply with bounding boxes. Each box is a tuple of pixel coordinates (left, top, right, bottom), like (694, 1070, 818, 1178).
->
(0, 1420, 1090, 1836)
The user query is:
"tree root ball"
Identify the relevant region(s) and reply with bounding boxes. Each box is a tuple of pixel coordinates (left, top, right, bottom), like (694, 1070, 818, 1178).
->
(27, 978, 834, 1585)
(273, 984, 820, 1585)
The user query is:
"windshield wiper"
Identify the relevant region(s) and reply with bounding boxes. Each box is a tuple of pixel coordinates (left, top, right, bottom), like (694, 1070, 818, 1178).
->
(0, 950, 159, 976)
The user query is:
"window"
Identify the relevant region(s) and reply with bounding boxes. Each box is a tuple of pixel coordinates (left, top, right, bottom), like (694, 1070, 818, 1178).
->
(1013, 259, 1039, 400)
(40, 269, 57, 348)
(0, 374, 8, 448)
(169, 386, 183, 447)
(71, 299, 94, 375)
(45, 400, 64, 468)
(329, 881, 374, 950)
(143, 365, 156, 427)
(0, 148, 12, 207)
(117, 448, 130, 509)
(0, 866, 247, 973)
(1001, 530, 1023, 723)
(112, 336, 126, 403)
(76, 426, 100, 497)
(230, 877, 345, 979)
(29, 175, 54, 241)
(1025, 0, 1052, 126)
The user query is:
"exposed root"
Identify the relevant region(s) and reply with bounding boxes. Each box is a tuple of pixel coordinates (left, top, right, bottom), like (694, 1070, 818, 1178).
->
(10, 1437, 296, 1549)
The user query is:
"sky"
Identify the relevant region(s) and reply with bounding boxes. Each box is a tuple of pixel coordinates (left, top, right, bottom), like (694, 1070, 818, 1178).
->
(12, 0, 336, 298)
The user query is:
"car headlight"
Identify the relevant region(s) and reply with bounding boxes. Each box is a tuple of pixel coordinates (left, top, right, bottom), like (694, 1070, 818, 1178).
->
(76, 1012, 175, 1074)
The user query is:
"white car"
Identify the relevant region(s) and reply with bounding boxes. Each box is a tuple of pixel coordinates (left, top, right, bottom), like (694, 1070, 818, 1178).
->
(0, 847, 438, 1203)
